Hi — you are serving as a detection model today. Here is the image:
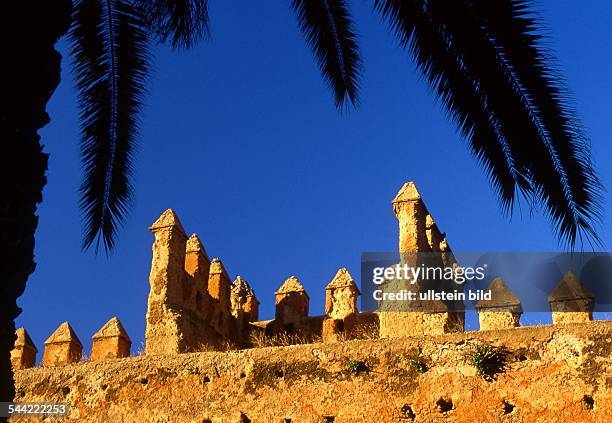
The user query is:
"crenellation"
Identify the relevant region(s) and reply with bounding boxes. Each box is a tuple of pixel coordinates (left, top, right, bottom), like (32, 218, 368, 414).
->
(392, 182, 430, 253)
(145, 210, 238, 354)
(208, 258, 231, 309)
(10, 328, 37, 370)
(477, 278, 522, 330)
(145, 210, 261, 353)
(231, 277, 258, 320)
(17, 181, 606, 374)
(13, 322, 612, 422)
(323, 268, 361, 342)
(146, 209, 191, 355)
(126, 182, 475, 349)
(11, 181, 611, 421)
(242, 288, 259, 323)
(381, 182, 465, 338)
(230, 276, 247, 320)
(274, 276, 310, 333)
(147, 208, 189, 307)
(42, 322, 82, 366)
(208, 258, 233, 339)
(91, 317, 131, 361)
(425, 214, 444, 252)
(231, 276, 259, 343)
(549, 271, 594, 324)
(185, 234, 211, 315)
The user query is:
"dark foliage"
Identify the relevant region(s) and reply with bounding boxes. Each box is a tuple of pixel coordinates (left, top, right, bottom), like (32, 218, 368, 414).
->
(469, 343, 506, 380)
(292, 0, 362, 108)
(138, 0, 209, 49)
(347, 358, 369, 373)
(375, 0, 601, 248)
(67, 0, 601, 252)
(409, 356, 428, 373)
(70, 0, 149, 252)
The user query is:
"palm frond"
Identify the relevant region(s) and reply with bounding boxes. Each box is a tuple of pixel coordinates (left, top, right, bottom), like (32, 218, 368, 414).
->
(70, 0, 149, 253)
(473, 0, 602, 245)
(374, 0, 527, 212)
(292, 0, 362, 108)
(138, 0, 209, 49)
(375, 0, 601, 248)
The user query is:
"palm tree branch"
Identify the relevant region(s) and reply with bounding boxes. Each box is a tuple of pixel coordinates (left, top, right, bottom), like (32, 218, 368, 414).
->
(375, 0, 527, 212)
(473, 0, 602, 240)
(70, 0, 149, 253)
(138, 0, 209, 49)
(431, 0, 601, 246)
(292, 0, 362, 108)
(376, 0, 601, 247)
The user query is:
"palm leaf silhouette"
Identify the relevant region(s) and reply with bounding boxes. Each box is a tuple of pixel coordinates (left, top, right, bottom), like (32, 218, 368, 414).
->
(70, 0, 149, 253)
(292, 0, 362, 108)
(68, 0, 601, 251)
(138, 0, 209, 49)
(375, 0, 601, 247)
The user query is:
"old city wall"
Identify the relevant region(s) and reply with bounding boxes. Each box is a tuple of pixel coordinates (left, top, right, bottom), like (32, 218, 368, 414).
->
(12, 321, 612, 422)
(10, 182, 612, 422)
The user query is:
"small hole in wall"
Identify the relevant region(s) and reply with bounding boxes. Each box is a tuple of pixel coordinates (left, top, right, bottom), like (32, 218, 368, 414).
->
(324, 416, 335, 422)
(582, 395, 594, 410)
(100, 384, 108, 391)
(203, 375, 211, 384)
(401, 404, 416, 421)
(61, 387, 71, 396)
(502, 400, 515, 414)
(284, 418, 292, 423)
(274, 369, 284, 378)
(517, 354, 527, 361)
(202, 420, 212, 423)
(239, 412, 251, 423)
(140, 377, 148, 385)
(436, 398, 453, 413)
(18, 389, 26, 398)
(239, 372, 246, 379)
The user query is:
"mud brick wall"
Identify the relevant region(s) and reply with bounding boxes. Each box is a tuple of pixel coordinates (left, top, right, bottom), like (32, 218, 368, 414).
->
(13, 321, 611, 423)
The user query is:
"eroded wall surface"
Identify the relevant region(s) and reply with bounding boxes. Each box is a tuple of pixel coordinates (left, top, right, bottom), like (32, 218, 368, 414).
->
(13, 321, 612, 423)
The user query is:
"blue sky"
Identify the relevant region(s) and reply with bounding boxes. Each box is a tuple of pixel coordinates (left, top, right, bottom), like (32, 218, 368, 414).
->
(18, 0, 612, 356)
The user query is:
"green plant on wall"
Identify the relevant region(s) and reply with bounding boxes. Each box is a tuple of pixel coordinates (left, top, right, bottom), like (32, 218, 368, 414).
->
(409, 357, 428, 373)
(347, 359, 369, 374)
(469, 344, 506, 381)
